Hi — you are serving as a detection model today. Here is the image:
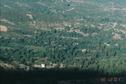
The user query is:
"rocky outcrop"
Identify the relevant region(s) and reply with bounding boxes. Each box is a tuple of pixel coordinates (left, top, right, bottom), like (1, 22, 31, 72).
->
(0, 25, 8, 32)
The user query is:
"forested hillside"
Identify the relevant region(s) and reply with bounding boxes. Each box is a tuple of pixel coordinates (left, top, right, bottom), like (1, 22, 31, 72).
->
(0, 0, 126, 74)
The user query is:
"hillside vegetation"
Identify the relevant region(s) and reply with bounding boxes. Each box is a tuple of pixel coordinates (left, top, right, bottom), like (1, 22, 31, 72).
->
(0, 0, 126, 74)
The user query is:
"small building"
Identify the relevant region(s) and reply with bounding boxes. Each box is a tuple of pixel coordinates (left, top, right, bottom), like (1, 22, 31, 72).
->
(82, 49, 87, 53)
(18, 64, 30, 71)
(59, 63, 65, 68)
(33, 64, 46, 68)
(41, 64, 46, 68)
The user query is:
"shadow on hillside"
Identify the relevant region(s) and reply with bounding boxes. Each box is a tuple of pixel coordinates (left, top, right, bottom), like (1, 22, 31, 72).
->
(0, 68, 126, 84)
